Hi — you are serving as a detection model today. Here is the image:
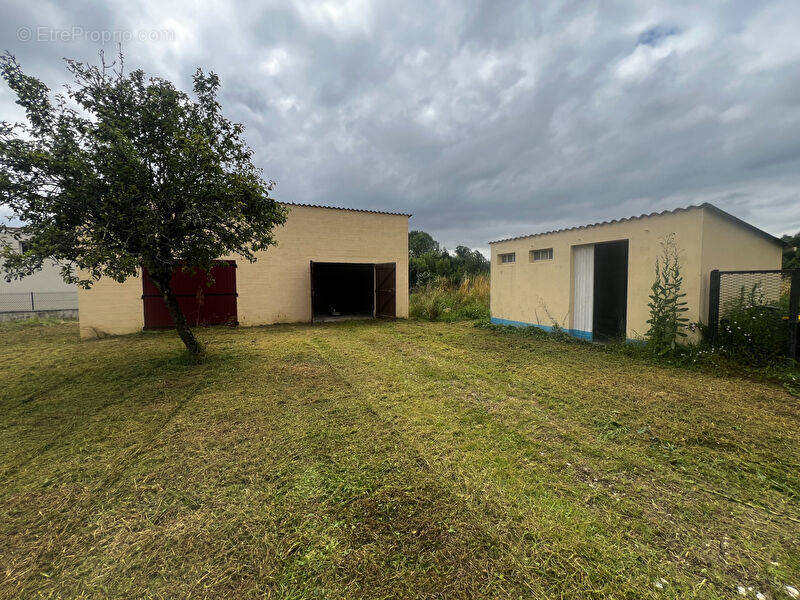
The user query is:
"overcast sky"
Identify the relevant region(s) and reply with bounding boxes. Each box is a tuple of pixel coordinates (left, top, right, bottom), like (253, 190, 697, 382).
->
(2, 1, 800, 253)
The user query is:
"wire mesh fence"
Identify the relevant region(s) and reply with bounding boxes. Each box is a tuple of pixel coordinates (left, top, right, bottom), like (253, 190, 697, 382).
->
(0, 291, 78, 313)
(708, 269, 800, 360)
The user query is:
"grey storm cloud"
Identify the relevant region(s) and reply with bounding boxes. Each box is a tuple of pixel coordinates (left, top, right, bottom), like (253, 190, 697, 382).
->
(2, 0, 800, 253)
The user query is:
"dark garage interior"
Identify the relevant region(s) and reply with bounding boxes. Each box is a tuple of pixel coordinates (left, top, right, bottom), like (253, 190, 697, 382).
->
(593, 240, 629, 340)
(311, 262, 374, 320)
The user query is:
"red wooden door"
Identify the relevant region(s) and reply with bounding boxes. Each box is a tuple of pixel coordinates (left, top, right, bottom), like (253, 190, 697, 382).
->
(374, 263, 396, 318)
(142, 261, 237, 329)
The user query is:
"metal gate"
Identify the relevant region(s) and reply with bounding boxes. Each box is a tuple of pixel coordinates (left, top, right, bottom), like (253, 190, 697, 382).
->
(375, 263, 396, 319)
(708, 268, 799, 359)
(142, 261, 238, 329)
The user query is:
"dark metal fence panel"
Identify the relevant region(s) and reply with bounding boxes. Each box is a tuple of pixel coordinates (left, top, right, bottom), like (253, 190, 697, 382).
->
(708, 269, 799, 359)
(708, 270, 721, 341)
(0, 291, 78, 313)
(789, 270, 800, 358)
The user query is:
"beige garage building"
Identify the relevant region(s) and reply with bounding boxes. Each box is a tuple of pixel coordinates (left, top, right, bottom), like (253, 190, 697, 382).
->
(490, 203, 783, 341)
(78, 203, 409, 339)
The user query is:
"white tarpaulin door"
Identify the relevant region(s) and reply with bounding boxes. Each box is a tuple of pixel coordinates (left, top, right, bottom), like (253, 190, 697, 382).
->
(572, 244, 594, 335)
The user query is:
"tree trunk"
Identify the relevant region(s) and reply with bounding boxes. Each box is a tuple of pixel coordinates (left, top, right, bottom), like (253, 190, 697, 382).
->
(151, 276, 203, 356)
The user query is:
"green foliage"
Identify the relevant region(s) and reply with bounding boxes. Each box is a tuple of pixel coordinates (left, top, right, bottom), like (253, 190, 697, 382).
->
(0, 51, 286, 355)
(408, 230, 440, 258)
(3, 320, 800, 597)
(715, 283, 790, 364)
(474, 319, 588, 344)
(546, 321, 581, 343)
(646, 234, 689, 354)
(480, 315, 800, 396)
(782, 231, 800, 269)
(409, 231, 489, 288)
(474, 320, 549, 338)
(410, 275, 489, 321)
(0, 315, 74, 330)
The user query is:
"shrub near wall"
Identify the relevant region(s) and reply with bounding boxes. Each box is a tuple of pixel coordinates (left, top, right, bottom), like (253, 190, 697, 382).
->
(716, 283, 790, 364)
(409, 275, 489, 322)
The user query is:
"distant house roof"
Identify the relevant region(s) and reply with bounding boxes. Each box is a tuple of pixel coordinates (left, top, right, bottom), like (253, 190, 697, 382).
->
(282, 202, 411, 217)
(488, 203, 783, 246)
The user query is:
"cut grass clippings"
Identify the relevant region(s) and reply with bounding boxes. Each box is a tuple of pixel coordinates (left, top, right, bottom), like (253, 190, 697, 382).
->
(0, 320, 798, 598)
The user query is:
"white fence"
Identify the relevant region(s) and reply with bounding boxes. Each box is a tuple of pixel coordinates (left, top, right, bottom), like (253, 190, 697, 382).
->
(0, 291, 78, 312)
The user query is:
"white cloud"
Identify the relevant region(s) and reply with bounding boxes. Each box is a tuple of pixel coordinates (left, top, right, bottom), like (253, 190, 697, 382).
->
(1, 0, 799, 250)
(615, 41, 676, 81)
(739, 1, 800, 73)
(719, 104, 749, 123)
(260, 48, 290, 76)
(293, 0, 374, 35)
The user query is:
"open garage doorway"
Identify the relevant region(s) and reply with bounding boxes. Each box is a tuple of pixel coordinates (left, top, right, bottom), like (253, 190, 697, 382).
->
(593, 240, 628, 340)
(310, 262, 396, 322)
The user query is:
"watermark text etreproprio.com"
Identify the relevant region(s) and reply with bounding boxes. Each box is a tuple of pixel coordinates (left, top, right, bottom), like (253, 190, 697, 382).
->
(17, 27, 176, 43)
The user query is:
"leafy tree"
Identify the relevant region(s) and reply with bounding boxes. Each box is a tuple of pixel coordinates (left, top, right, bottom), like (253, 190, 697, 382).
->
(0, 52, 287, 356)
(408, 231, 489, 288)
(409, 230, 439, 258)
(454, 245, 489, 276)
(646, 234, 689, 353)
(782, 232, 800, 270)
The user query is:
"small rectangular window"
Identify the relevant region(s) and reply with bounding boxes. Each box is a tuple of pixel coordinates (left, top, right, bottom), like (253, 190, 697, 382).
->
(19, 241, 31, 253)
(499, 252, 515, 264)
(530, 248, 553, 262)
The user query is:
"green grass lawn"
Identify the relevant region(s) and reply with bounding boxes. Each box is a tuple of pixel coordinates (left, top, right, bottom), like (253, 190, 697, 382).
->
(1, 320, 798, 599)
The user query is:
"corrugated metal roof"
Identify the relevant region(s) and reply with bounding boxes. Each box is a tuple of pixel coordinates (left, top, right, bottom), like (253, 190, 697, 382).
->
(1, 202, 412, 227)
(281, 202, 411, 217)
(488, 203, 783, 246)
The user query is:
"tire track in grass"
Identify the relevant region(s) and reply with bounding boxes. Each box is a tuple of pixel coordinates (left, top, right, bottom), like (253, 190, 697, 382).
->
(0, 379, 211, 595)
(303, 328, 632, 598)
(0, 350, 245, 486)
(4, 321, 798, 598)
(0, 324, 250, 477)
(395, 324, 800, 515)
(302, 332, 548, 598)
(315, 322, 800, 598)
(69, 337, 420, 598)
(0, 339, 251, 595)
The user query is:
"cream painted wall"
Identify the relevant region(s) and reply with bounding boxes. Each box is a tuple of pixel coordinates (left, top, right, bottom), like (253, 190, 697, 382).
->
(490, 206, 781, 340)
(231, 205, 408, 326)
(78, 204, 409, 339)
(78, 274, 144, 338)
(698, 209, 783, 320)
(0, 233, 76, 294)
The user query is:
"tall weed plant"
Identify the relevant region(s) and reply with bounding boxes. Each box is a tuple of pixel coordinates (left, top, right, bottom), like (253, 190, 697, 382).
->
(646, 234, 689, 354)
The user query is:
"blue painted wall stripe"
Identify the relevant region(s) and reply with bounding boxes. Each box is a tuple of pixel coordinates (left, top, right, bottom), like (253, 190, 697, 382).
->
(490, 317, 592, 341)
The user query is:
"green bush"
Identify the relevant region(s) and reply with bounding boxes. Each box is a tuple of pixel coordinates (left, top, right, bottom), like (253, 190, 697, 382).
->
(715, 283, 789, 364)
(410, 275, 489, 322)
